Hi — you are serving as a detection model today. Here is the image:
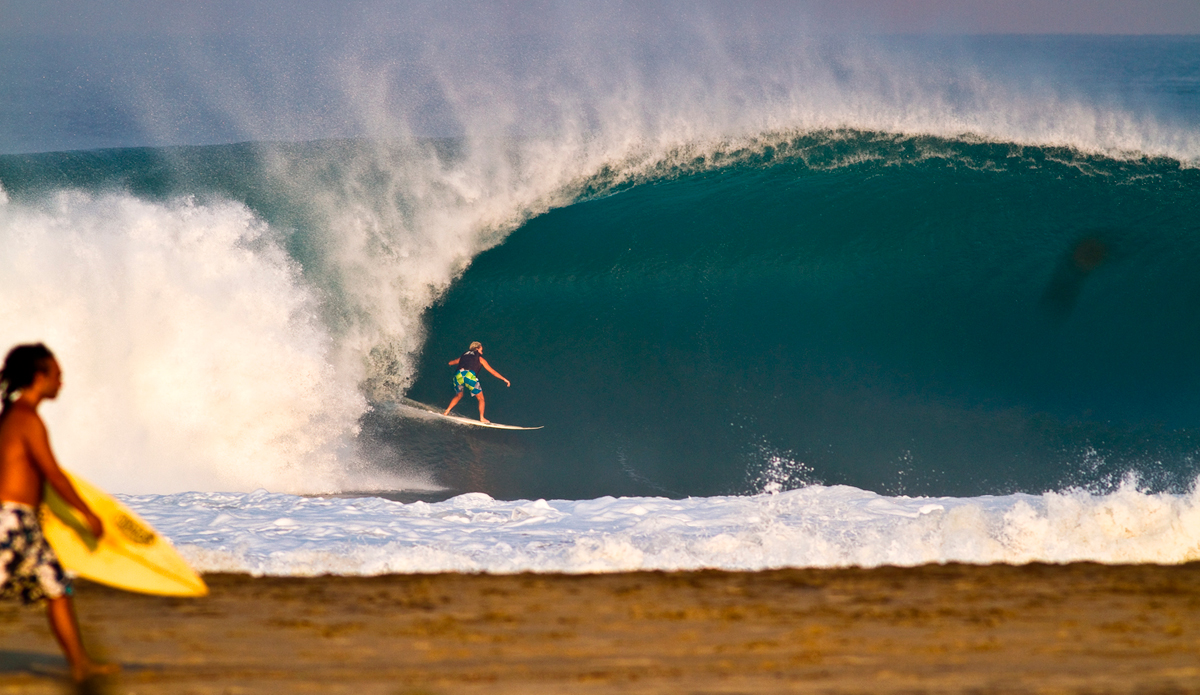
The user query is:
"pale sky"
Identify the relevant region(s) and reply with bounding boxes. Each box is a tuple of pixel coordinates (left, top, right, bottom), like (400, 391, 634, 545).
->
(2, 0, 1199, 36)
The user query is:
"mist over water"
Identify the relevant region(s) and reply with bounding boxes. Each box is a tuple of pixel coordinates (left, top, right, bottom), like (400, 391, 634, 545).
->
(0, 25, 1197, 497)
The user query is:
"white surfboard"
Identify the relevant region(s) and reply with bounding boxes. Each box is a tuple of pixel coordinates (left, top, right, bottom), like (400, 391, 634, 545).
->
(395, 398, 543, 430)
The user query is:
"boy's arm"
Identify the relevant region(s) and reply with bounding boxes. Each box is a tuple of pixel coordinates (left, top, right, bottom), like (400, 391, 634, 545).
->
(25, 419, 104, 539)
(479, 358, 511, 387)
(448, 358, 460, 366)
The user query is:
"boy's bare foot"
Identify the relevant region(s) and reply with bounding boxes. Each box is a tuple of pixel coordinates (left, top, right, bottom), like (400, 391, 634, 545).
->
(480, 417, 491, 424)
(72, 660, 120, 683)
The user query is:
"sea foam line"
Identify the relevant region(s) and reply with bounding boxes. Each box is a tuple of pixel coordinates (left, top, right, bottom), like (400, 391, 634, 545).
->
(124, 481, 1200, 576)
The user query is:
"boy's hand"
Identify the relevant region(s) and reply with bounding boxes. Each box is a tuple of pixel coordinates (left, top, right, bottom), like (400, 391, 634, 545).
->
(84, 511, 104, 540)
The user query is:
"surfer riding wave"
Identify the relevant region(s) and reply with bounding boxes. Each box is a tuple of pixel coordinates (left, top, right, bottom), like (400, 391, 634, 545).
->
(443, 342, 510, 423)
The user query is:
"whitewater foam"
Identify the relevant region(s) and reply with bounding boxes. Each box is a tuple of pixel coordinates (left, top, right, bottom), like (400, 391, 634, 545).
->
(125, 481, 1200, 576)
(0, 187, 426, 493)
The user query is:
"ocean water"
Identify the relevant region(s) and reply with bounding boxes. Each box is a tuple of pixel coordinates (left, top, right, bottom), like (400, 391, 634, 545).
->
(1, 34, 1199, 575)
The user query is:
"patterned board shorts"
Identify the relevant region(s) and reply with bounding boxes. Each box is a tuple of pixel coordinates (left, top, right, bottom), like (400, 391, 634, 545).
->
(454, 369, 482, 396)
(0, 503, 71, 605)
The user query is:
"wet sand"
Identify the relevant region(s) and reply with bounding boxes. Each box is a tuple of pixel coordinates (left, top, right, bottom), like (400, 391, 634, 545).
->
(0, 563, 1198, 694)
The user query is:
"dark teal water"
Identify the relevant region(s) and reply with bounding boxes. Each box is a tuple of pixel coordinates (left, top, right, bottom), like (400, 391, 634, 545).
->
(401, 133, 1200, 499)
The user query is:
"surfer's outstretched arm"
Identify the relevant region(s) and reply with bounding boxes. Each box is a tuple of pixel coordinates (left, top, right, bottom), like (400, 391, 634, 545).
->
(479, 358, 510, 387)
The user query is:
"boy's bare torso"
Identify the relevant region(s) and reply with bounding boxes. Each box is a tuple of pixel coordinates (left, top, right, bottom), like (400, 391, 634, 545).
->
(0, 400, 50, 507)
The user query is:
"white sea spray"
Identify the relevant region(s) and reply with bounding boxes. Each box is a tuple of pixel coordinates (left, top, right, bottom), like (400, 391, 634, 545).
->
(125, 481, 1200, 576)
(0, 191, 427, 493)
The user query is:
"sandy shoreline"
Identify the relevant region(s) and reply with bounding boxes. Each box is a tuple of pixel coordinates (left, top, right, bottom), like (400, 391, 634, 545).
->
(0, 562, 1197, 693)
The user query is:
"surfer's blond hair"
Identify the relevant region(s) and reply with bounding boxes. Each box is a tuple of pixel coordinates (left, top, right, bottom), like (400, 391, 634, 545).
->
(469, 341, 483, 351)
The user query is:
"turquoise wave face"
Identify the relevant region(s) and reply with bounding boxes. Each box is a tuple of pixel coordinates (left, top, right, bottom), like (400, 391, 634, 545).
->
(3, 133, 1199, 499)
(401, 134, 1200, 499)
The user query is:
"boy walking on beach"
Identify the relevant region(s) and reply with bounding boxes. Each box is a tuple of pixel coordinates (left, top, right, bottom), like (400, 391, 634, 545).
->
(0, 344, 117, 683)
(443, 342, 510, 423)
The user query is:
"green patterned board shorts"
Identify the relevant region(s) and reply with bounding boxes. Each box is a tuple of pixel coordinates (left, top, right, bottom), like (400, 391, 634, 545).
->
(0, 503, 71, 605)
(454, 369, 482, 396)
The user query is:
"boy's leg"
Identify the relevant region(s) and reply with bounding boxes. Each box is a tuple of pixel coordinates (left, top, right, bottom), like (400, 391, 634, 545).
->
(45, 595, 118, 681)
(46, 596, 118, 682)
(476, 393, 488, 422)
(46, 595, 85, 667)
(444, 391, 464, 415)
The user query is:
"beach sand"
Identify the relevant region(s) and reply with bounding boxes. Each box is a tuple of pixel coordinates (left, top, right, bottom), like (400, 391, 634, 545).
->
(0, 562, 1197, 694)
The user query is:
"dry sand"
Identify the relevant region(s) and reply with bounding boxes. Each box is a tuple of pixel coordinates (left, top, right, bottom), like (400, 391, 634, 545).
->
(0, 563, 1198, 694)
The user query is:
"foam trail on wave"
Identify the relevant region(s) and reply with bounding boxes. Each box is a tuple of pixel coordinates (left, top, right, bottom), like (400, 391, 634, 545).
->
(0, 186, 434, 493)
(127, 480, 1200, 576)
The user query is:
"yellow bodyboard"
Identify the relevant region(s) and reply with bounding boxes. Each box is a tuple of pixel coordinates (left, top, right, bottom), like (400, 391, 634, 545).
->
(39, 471, 207, 597)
